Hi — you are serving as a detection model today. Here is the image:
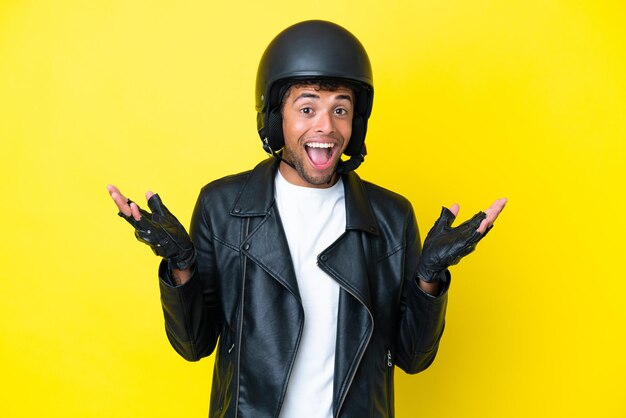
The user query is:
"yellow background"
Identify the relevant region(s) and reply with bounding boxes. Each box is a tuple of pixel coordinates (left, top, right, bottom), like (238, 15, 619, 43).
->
(1, 1, 624, 417)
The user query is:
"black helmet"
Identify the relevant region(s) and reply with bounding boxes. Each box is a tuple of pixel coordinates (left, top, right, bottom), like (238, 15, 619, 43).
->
(255, 20, 374, 161)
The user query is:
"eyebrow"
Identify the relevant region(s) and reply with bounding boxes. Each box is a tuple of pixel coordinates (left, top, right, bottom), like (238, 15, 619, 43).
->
(336, 94, 353, 103)
(293, 92, 353, 104)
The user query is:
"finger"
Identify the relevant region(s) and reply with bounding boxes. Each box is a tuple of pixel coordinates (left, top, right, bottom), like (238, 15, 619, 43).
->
(476, 218, 490, 234)
(477, 198, 507, 232)
(107, 184, 122, 196)
(436, 206, 457, 229)
(484, 198, 508, 227)
(147, 193, 166, 215)
(462, 211, 486, 230)
(448, 203, 460, 218)
(107, 184, 131, 216)
(146, 190, 155, 201)
(129, 201, 142, 221)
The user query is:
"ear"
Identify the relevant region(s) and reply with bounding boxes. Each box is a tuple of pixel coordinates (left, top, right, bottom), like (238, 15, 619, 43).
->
(344, 115, 366, 156)
(266, 107, 285, 151)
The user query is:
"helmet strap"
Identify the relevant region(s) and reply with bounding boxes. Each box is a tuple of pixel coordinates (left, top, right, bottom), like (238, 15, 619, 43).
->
(263, 140, 296, 171)
(337, 143, 367, 174)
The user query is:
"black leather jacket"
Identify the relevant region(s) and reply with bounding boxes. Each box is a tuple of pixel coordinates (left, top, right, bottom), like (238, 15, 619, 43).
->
(158, 158, 449, 418)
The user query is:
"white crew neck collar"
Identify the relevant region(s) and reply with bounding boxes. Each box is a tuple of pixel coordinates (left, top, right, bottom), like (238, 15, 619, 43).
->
(275, 169, 343, 195)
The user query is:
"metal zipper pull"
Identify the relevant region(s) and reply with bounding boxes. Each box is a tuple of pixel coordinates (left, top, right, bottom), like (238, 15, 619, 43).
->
(387, 349, 393, 367)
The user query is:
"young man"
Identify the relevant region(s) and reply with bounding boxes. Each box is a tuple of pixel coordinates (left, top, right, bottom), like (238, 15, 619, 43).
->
(108, 20, 506, 418)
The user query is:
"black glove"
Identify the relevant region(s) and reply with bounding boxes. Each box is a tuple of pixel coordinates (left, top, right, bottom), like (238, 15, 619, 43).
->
(118, 194, 195, 270)
(416, 207, 489, 283)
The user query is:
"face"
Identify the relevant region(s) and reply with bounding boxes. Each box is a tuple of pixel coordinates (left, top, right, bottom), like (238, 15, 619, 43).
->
(280, 85, 353, 188)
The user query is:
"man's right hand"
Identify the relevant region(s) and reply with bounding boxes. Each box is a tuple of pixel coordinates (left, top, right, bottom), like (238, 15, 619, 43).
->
(107, 185, 195, 284)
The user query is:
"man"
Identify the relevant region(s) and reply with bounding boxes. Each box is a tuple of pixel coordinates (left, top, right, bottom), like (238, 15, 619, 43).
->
(108, 20, 506, 418)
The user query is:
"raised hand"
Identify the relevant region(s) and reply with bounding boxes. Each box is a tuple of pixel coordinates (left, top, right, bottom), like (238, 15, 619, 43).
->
(107, 185, 195, 271)
(417, 198, 507, 283)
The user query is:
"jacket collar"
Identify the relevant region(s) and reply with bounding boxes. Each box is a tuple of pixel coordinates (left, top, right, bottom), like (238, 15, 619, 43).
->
(231, 157, 379, 235)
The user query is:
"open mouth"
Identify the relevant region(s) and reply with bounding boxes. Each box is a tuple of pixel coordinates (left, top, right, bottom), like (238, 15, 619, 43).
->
(304, 142, 336, 168)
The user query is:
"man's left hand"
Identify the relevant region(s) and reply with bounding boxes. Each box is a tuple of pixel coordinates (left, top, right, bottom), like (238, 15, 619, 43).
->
(417, 198, 507, 284)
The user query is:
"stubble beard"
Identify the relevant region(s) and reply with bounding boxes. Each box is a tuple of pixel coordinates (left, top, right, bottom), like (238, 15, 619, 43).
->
(283, 146, 341, 186)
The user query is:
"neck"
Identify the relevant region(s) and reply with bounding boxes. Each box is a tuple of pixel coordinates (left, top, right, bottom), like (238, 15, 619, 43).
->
(278, 160, 339, 189)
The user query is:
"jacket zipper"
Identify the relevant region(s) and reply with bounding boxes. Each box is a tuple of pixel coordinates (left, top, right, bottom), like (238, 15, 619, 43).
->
(386, 348, 393, 417)
(234, 218, 250, 418)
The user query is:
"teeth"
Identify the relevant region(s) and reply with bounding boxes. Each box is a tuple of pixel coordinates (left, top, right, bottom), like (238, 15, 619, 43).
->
(306, 142, 335, 148)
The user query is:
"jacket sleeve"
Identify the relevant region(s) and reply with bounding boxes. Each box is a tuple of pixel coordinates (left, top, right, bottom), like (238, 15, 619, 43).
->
(158, 190, 221, 362)
(395, 203, 450, 374)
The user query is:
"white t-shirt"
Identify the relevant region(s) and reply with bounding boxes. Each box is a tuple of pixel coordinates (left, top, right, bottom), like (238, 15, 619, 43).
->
(274, 170, 346, 418)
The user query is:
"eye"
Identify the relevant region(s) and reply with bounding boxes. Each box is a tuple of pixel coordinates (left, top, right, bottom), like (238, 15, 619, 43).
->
(300, 107, 313, 115)
(334, 107, 350, 116)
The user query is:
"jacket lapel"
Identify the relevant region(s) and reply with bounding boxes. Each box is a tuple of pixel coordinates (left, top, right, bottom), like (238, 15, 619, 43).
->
(320, 171, 381, 416)
(242, 207, 301, 301)
(322, 170, 380, 310)
(231, 158, 301, 300)
(229, 159, 381, 304)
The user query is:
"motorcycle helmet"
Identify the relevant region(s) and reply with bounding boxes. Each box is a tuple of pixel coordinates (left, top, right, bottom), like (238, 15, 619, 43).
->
(255, 20, 373, 169)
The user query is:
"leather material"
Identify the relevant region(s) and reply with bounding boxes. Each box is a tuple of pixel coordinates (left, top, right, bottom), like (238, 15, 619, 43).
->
(119, 194, 195, 270)
(158, 158, 449, 418)
(416, 207, 487, 283)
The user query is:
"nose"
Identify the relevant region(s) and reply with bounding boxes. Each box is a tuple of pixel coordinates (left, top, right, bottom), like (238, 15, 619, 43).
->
(314, 110, 335, 134)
